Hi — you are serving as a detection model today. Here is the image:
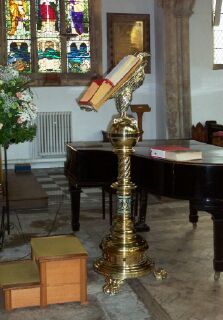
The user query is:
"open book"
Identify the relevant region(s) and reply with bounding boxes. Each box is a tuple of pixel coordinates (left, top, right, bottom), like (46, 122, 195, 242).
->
(79, 55, 142, 111)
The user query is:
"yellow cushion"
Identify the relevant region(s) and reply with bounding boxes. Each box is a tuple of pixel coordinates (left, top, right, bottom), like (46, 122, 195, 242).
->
(31, 235, 88, 259)
(0, 260, 40, 288)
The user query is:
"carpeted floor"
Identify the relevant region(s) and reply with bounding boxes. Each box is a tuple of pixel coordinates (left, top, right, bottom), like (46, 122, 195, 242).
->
(0, 168, 222, 320)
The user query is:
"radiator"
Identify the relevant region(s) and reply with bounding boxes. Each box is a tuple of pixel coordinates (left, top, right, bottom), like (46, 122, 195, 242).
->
(35, 112, 72, 157)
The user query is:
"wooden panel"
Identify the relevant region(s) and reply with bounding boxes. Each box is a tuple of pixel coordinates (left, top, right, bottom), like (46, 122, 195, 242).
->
(44, 259, 80, 285)
(46, 284, 80, 304)
(40, 261, 47, 308)
(4, 290, 11, 311)
(191, 122, 207, 143)
(80, 258, 87, 304)
(6, 287, 40, 310)
(0, 289, 4, 310)
(107, 13, 150, 73)
(212, 136, 223, 147)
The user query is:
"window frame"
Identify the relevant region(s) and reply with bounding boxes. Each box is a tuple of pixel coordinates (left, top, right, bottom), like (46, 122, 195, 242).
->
(0, 0, 102, 86)
(213, 0, 223, 69)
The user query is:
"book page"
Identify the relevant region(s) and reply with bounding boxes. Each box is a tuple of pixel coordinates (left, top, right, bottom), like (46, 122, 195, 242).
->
(106, 55, 139, 85)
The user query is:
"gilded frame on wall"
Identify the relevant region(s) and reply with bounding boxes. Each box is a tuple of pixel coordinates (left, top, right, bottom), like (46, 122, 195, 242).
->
(107, 13, 150, 73)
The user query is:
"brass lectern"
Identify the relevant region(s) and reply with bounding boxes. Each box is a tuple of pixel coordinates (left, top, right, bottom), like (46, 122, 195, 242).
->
(79, 53, 166, 295)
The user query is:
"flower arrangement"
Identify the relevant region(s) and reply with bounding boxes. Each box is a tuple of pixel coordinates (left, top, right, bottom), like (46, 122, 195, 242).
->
(0, 64, 37, 146)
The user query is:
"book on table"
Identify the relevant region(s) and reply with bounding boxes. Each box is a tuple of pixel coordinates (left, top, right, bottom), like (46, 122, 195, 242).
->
(150, 146, 202, 161)
(79, 54, 142, 111)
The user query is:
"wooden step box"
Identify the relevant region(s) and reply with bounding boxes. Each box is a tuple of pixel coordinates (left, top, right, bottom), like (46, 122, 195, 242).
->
(0, 260, 40, 311)
(31, 235, 88, 306)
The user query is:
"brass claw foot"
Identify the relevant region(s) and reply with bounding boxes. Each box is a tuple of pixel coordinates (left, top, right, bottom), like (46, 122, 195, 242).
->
(103, 277, 124, 295)
(153, 267, 167, 280)
(214, 272, 220, 281)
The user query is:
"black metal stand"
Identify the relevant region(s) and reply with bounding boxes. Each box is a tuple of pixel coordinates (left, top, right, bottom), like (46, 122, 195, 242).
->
(0, 145, 10, 249)
(0, 207, 5, 249)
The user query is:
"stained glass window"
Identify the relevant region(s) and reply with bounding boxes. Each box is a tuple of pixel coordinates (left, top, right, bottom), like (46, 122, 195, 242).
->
(213, 0, 223, 68)
(65, 0, 91, 73)
(0, 0, 101, 85)
(36, 0, 61, 73)
(6, 0, 31, 72)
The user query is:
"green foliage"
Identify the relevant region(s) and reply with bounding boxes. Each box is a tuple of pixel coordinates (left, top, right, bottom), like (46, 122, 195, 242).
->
(0, 65, 37, 146)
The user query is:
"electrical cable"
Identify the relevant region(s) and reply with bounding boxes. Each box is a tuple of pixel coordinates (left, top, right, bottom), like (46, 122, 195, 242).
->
(46, 192, 65, 236)
(0, 190, 66, 262)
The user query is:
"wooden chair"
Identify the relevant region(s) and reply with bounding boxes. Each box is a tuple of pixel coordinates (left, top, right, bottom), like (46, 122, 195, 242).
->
(191, 122, 208, 143)
(212, 131, 223, 147)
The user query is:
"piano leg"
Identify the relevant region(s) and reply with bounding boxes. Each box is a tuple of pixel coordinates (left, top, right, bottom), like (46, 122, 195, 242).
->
(189, 201, 199, 229)
(212, 212, 223, 276)
(69, 184, 81, 231)
(195, 198, 223, 277)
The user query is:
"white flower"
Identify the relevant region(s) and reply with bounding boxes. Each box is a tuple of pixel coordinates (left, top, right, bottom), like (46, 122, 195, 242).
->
(18, 112, 30, 122)
(17, 117, 23, 124)
(0, 64, 38, 146)
(0, 65, 19, 82)
(17, 89, 33, 102)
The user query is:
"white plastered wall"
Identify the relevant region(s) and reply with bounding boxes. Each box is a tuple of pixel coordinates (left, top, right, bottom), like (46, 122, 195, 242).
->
(7, 0, 156, 165)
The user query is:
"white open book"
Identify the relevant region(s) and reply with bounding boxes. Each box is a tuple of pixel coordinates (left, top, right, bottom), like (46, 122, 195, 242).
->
(79, 55, 142, 111)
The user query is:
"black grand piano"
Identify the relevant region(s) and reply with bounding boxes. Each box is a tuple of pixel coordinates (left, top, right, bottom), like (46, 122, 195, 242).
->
(65, 139, 223, 276)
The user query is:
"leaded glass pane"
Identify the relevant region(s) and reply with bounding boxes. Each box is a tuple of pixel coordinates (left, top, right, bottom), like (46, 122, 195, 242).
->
(7, 40, 31, 71)
(65, 0, 90, 73)
(5, 0, 31, 71)
(36, 0, 61, 72)
(36, 0, 60, 34)
(214, 21, 223, 64)
(5, 0, 31, 37)
(214, 48, 223, 64)
(37, 38, 61, 72)
(67, 39, 90, 73)
(65, 0, 88, 35)
(213, 0, 223, 64)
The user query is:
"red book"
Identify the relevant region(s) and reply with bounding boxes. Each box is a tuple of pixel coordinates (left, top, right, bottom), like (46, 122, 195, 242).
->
(150, 145, 202, 161)
(79, 79, 104, 105)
